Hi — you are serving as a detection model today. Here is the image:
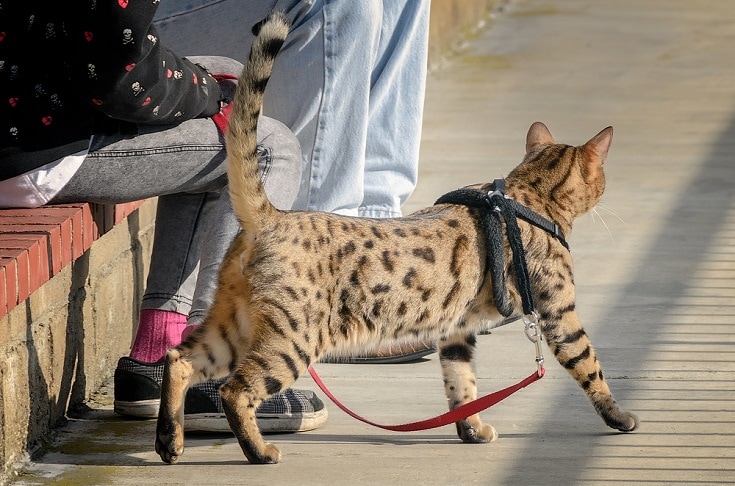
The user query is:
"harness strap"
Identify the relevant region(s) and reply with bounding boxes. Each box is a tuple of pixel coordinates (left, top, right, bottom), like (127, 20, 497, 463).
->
(435, 179, 570, 317)
(508, 199, 569, 250)
(435, 179, 569, 250)
(491, 188, 536, 316)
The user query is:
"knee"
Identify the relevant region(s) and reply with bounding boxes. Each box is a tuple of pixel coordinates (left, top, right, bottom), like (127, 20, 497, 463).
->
(186, 56, 243, 77)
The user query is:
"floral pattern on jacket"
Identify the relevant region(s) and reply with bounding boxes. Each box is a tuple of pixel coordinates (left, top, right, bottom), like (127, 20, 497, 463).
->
(0, 0, 222, 179)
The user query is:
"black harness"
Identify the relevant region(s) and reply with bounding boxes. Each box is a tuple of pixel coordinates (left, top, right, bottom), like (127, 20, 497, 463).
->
(434, 179, 569, 319)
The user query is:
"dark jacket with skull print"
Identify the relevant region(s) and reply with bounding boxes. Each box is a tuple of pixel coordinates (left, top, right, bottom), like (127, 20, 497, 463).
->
(0, 1, 223, 180)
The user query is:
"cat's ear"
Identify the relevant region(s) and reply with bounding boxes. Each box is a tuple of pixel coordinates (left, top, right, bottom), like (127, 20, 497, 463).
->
(582, 126, 613, 163)
(526, 122, 556, 153)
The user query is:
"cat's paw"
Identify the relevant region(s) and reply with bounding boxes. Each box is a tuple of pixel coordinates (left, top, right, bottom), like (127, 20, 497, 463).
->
(155, 419, 184, 464)
(615, 412, 639, 432)
(456, 419, 498, 443)
(155, 434, 183, 464)
(245, 442, 282, 464)
(600, 406, 639, 433)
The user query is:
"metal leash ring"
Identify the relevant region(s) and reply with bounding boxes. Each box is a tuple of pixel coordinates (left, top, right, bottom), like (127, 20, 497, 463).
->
(523, 311, 545, 377)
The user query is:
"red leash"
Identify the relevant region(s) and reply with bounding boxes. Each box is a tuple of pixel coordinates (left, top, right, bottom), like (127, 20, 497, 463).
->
(310, 317, 547, 432)
(308, 365, 544, 432)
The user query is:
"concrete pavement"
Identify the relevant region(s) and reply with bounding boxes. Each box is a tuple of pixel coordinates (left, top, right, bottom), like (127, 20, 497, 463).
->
(12, 0, 735, 484)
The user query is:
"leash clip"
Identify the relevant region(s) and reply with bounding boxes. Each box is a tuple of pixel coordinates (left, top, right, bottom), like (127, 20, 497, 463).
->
(523, 311, 545, 377)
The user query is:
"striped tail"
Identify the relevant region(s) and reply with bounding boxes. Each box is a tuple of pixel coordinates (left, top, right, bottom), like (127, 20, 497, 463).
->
(225, 11, 290, 235)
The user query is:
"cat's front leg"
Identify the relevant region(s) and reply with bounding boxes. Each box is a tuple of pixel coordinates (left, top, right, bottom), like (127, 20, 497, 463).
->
(155, 348, 193, 464)
(540, 308, 638, 432)
(438, 333, 498, 443)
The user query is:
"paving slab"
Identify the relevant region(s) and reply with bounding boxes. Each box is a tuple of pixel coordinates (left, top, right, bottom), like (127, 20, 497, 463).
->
(11, 0, 735, 484)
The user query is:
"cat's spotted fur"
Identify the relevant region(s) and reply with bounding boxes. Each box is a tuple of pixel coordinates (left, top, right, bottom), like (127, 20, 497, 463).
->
(155, 11, 638, 465)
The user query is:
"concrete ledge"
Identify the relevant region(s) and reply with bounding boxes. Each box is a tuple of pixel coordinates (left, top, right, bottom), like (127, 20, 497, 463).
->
(0, 200, 157, 478)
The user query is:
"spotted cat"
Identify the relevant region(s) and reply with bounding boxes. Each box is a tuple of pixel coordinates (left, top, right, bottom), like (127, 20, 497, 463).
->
(155, 11, 638, 465)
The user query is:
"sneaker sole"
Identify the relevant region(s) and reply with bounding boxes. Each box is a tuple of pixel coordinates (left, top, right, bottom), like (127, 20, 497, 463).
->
(114, 399, 160, 419)
(187, 408, 329, 434)
(114, 399, 328, 434)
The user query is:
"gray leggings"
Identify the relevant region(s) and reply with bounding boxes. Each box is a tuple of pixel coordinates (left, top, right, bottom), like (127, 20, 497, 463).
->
(49, 56, 302, 324)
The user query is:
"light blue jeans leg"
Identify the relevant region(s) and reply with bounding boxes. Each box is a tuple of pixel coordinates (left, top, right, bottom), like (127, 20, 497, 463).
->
(265, 0, 430, 217)
(361, 0, 430, 218)
(264, 1, 380, 215)
(154, 0, 430, 217)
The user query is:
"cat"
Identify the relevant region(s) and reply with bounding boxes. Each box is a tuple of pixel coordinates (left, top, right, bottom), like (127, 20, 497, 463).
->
(155, 11, 638, 465)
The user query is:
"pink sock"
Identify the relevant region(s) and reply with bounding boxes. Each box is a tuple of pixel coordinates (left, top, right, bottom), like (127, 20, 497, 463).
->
(129, 309, 188, 363)
(180, 323, 200, 342)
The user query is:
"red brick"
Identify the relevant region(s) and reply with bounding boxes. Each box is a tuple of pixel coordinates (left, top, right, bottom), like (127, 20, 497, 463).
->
(47, 225, 63, 276)
(27, 238, 50, 291)
(0, 265, 7, 317)
(14, 249, 30, 303)
(0, 234, 39, 249)
(38, 234, 51, 281)
(81, 204, 95, 251)
(70, 207, 84, 260)
(51, 204, 91, 257)
(0, 208, 39, 217)
(0, 247, 24, 259)
(114, 204, 126, 225)
(0, 234, 50, 310)
(0, 207, 76, 226)
(0, 222, 65, 234)
(1, 257, 17, 311)
(59, 218, 73, 270)
(114, 200, 144, 224)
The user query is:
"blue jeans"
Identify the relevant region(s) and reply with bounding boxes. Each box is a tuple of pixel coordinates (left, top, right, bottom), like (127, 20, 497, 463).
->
(154, 0, 430, 217)
(50, 57, 302, 322)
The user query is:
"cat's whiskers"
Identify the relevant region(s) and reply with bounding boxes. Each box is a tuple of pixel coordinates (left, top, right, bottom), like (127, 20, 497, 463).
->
(590, 206, 615, 242)
(596, 203, 627, 227)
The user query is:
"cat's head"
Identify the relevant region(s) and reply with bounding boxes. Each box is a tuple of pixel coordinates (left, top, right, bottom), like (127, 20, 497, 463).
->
(506, 122, 613, 221)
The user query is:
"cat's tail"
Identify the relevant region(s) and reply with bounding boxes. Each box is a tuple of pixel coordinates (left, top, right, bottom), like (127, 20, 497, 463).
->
(226, 11, 290, 234)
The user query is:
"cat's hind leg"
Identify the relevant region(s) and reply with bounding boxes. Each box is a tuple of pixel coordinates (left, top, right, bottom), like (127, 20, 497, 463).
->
(220, 337, 314, 464)
(438, 332, 498, 443)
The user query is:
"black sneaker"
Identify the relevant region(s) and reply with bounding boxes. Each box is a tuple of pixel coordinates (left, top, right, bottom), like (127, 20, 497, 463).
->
(114, 356, 328, 433)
